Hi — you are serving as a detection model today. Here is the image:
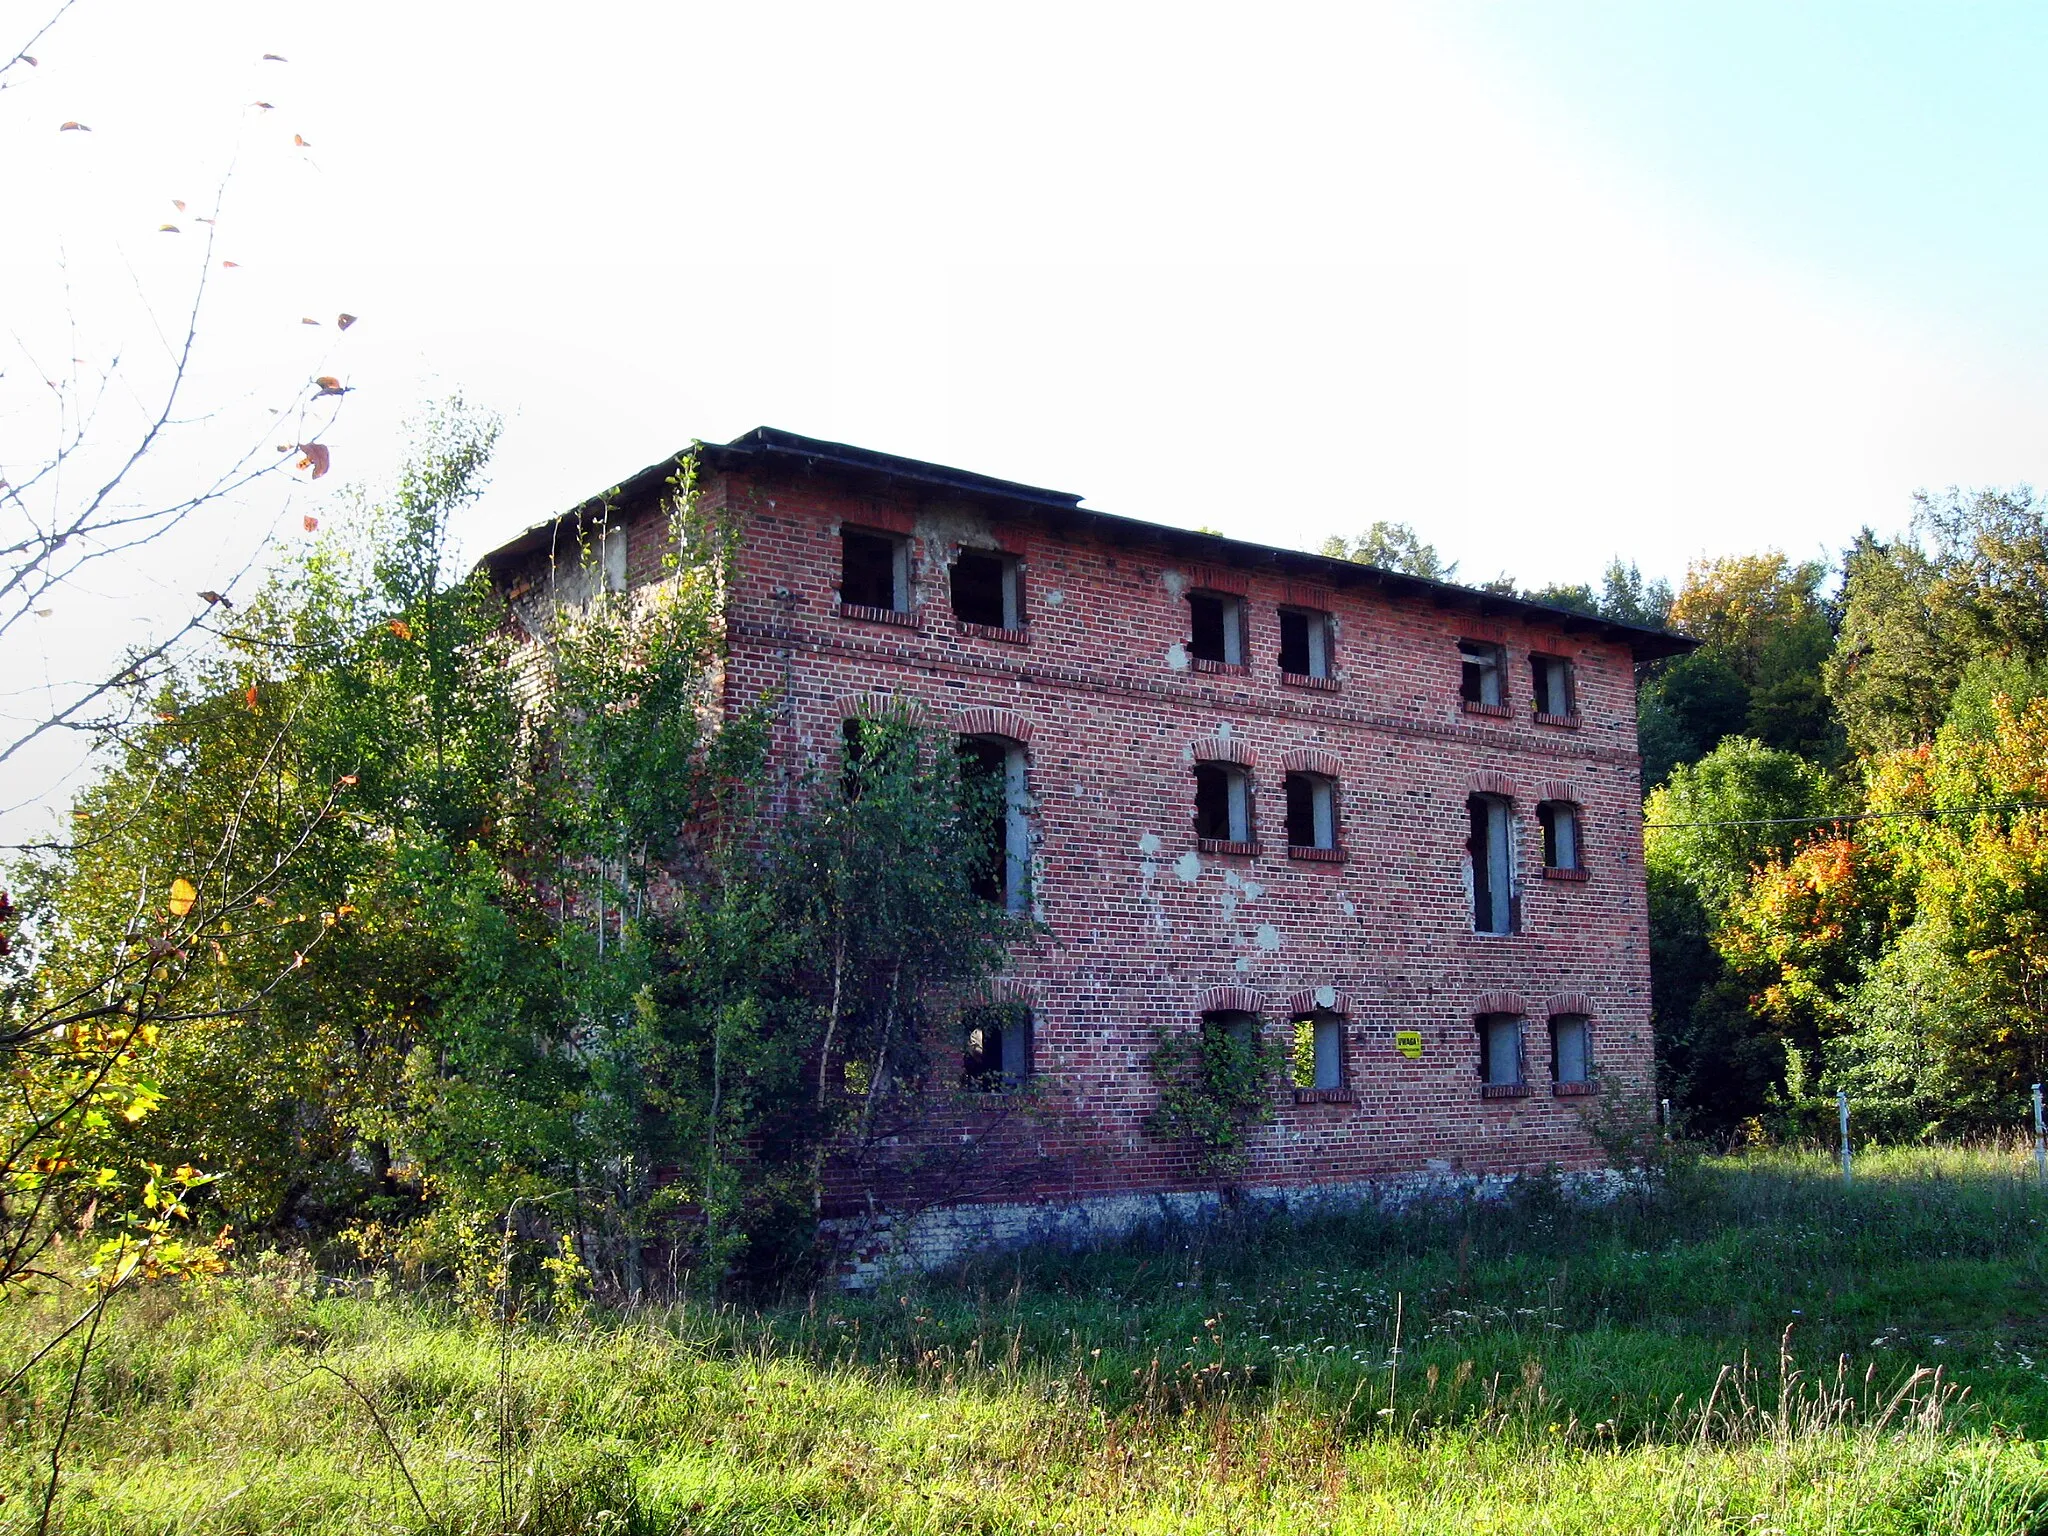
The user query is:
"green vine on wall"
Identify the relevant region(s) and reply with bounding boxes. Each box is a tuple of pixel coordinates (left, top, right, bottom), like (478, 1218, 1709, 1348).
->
(1143, 1021, 1283, 1176)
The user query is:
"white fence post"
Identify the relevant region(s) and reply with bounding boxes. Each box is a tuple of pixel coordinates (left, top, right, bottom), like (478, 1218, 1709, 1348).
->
(2033, 1083, 2045, 1187)
(1838, 1088, 1852, 1185)
(1661, 1097, 1671, 1142)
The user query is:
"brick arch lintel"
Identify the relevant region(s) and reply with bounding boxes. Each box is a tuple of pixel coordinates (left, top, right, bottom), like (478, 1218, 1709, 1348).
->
(1545, 992, 1596, 1019)
(836, 691, 930, 723)
(957, 706, 1034, 745)
(1189, 736, 1254, 769)
(1471, 990, 1528, 1018)
(1541, 780, 1584, 805)
(1280, 747, 1342, 778)
(1193, 983, 1266, 1017)
(984, 977, 1036, 1007)
(1282, 985, 1354, 1017)
(1467, 769, 1518, 799)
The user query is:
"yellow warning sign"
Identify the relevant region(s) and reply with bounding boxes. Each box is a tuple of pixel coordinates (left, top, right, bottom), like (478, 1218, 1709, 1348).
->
(1394, 1030, 1423, 1060)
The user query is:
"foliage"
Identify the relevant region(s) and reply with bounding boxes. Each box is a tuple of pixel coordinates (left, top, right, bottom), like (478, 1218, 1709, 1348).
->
(1144, 1018, 1285, 1176)
(5, 1155, 2047, 1533)
(1319, 520, 1457, 580)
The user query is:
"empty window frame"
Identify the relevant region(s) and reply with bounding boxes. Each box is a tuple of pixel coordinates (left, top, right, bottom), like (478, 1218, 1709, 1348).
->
(1538, 800, 1583, 874)
(1284, 772, 1338, 854)
(552, 523, 629, 606)
(1277, 607, 1333, 679)
(1467, 793, 1516, 934)
(1200, 1010, 1263, 1082)
(1550, 1013, 1592, 1089)
(1188, 591, 1247, 667)
(958, 734, 1032, 912)
(963, 1003, 1033, 1088)
(1291, 1012, 1345, 1092)
(1530, 654, 1575, 719)
(950, 548, 1024, 630)
(840, 526, 910, 612)
(1478, 1012, 1526, 1094)
(1193, 760, 1253, 846)
(1459, 640, 1506, 708)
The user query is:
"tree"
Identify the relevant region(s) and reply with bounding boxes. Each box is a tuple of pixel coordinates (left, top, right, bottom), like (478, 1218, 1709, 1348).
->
(1319, 521, 1457, 580)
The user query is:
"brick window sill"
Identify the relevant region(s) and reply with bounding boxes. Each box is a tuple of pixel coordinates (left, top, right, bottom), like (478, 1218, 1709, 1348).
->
(839, 602, 919, 629)
(1552, 1081, 1599, 1097)
(1288, 844, 1346, 863)
(1191, 657, 1251, 676)
(957, 620, 1029, 643)
(1461, 699, 1512, 718)
(1534, 710, 1582, 729)
(1196, 838, 1262, 858)
(1280, 671, 1340, 692)
(1541, 866, 1590, 882)
(1480, 1082, 1531, 1100)
(1291, 1087, 1356, 1105)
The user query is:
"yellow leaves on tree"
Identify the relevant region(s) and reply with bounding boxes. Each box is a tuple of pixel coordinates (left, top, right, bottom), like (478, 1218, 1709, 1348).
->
(387, 618, 414, 641)
(168, 878, 198, 918)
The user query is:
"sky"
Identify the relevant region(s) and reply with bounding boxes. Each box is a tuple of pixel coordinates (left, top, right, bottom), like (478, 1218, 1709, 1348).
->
(5, 0, 2047, 826)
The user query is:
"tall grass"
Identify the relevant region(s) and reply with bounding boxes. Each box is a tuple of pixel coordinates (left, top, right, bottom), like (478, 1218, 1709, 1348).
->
(4, 1150, 2046, 1533)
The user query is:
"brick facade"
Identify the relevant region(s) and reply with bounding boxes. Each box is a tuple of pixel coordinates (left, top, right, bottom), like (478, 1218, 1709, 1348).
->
(483, 428, 1690, 1230)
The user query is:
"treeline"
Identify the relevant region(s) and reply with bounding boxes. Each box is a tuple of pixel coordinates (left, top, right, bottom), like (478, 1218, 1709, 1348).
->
(1338, 497, 2048, 1142)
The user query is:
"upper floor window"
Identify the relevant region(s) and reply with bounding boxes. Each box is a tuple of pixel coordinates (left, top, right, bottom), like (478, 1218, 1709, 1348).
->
(958, 734, 1031, 913)
(1467, 792, 1516, 934)
(1459, 640, 1506, 710)
(553, 523, 628, 606)
(1291, 1011, 1346, 1093)
(841, 526, 910, 613)
(963, 1003, 1033, 1089)
(1531, 654, 1576, 719)
(1188, 591, 1246, 669)
(1550, 1013, 1591, 1089)
(1193, 760, 1254, 848)
(1277, 607, 1333, 680)
(951, 549, 1023, 631)
(1284, 771, 1337, 855)
(1538, 800, 1583, 876)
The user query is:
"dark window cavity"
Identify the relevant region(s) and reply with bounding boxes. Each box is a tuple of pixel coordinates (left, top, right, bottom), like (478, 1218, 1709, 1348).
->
(841, 717, 870, 797)
(1284, 772, 1336, 851)
(1550, 1014, 1590, 1084)
(951, 549, 1023, 629)
(1531, 654, 1574, 717)
(958, 734, 1031, 912)
(1291, 1012, 1345, 1091)
(1478, 1013, 1525, 1087)
(1459, 640, 1505, 706)
(841, 527, 909, 611)
(1278, 607, 1332, 678)
(1188, 591, 1246, 665)
(1194, 761, 1252, 843)
(1538, 800, 1581, 871)
(1467, 792, 1515, 934)
(963, 1004, 1033, 1088)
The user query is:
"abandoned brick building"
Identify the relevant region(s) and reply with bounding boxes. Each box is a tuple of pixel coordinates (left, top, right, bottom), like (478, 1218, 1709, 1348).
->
(483, 428, 1691, 1260)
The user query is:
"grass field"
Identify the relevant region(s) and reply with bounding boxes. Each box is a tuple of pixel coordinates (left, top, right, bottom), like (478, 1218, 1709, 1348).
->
(4, 1147, 2047, 1533)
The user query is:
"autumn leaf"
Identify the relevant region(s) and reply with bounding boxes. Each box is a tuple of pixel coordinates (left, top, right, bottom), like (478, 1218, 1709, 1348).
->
(222, 260, 240, 268)
(300, 316, 320, 326)
(295, 442, 330, 478)
(387, 618, 414, 641)
(172, 199, 186, 212)
(302, 514, 319, 532)
(158, 224, 180, 233)
(59, 121, 90, 132)
(251, 100, 274, 110)
(338, 774, 358, 786)
(293, 134, 311, 148)
(156, 711, 178, 722)
(168, 878, 198, 918)
(244, 684, 259, 711)
(313, 375, 347, 396)
(197, 590, 231, 608)
(336, 313, 358, 330)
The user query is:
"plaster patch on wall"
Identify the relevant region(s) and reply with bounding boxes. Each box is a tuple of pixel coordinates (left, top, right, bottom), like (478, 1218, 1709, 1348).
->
(1234, 956, 1251, 973)
(1137, 833, 1163, 855)
(1223, 869, 1242, 889)
(1339, 899, 1357, 917)
(1219, 891, 1238, 917)
(1255, 924, 1282, 951)
(1160, 569, 1188, 599)
(1315, 984, 1338, 1009)
(1174, 851, 1202, 883)
(1164, 642, 1190, 671)
(1242, 881, 1263, 902)
(1042, 588, 1065, 607)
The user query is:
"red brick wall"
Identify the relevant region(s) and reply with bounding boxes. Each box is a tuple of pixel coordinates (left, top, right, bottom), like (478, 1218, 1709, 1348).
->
(508, 459, 1656, 1201)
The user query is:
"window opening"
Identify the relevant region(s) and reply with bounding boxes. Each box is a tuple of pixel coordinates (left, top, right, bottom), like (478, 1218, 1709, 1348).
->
(958, 734, 1031, 912)
(841, 527, 909, 611)
(951, 549, 1022, 629)
(1193, 761, 1251, 844)
(1459, 641, 1505, 707)
(1551, 1014, 1590, 1085)
(1478, 1013, 1525, 1088)
(1538, 801, 1581, 871)
(963, 1003, 1033, 1088)
(1188, 591, 1245, 666)
(1284, 772, 1336, 851)
(841, 717, 870, 797)
(1291, 1012, 1345, 1091)
(1531, 654, 1574, 717)
(1278, 608, 1331, 678)
(1467, 793, 1514, 934)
